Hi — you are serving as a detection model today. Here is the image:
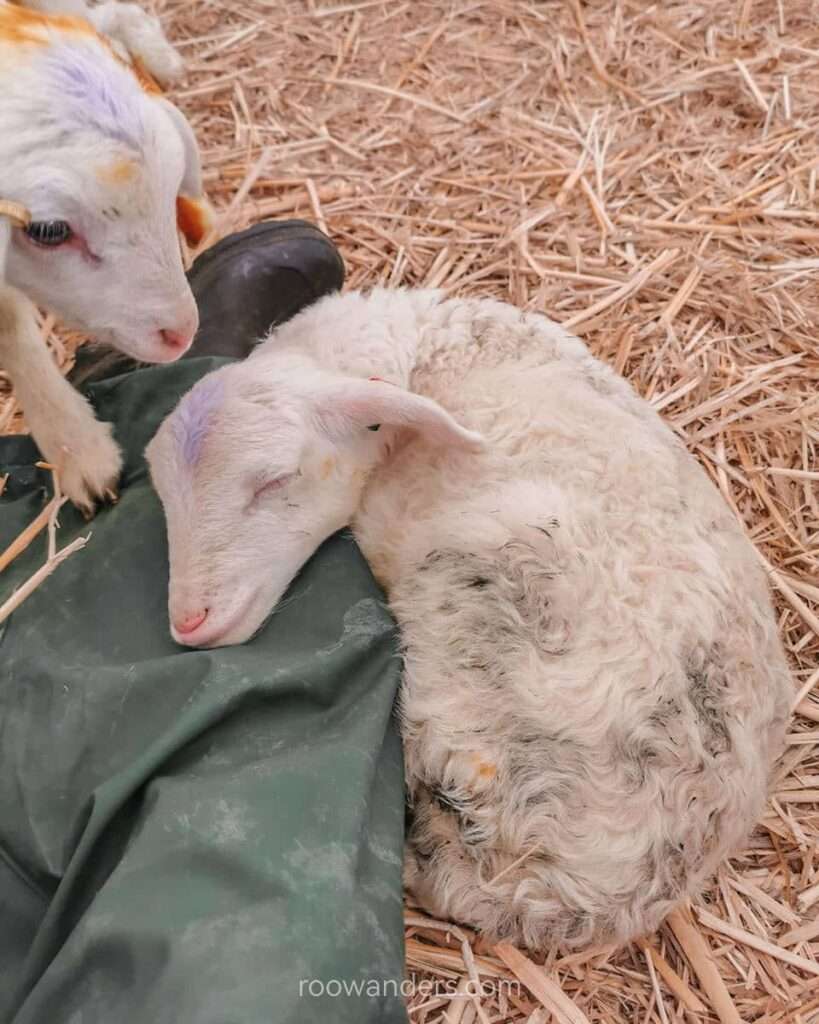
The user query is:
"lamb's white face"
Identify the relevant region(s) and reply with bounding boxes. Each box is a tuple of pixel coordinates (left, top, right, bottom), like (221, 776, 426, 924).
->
(147, 362, 384, 648)
(146, 358, 484, 649)
(1, 36, 205, 361)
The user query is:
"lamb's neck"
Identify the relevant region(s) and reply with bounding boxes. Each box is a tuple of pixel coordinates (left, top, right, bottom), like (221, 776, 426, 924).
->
(273, 288, 447, 388)
(275, 339, 417, 389)
(327, 340, 418, 389)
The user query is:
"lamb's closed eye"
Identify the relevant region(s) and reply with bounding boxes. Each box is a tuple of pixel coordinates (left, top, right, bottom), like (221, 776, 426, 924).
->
(250, 472, 299, 505)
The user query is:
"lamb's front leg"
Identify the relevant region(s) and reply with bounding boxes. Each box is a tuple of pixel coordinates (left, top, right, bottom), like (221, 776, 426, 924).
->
(17, 0, 183, 85)
(0, 286, 122, 514)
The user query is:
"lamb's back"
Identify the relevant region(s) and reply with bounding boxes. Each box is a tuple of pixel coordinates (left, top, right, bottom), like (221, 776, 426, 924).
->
(355, 298, 790, 947)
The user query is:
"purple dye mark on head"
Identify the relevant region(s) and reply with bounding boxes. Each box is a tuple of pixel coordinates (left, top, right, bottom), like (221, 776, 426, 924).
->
(172, 376, 226, 467)
(45, 45, 143, 150)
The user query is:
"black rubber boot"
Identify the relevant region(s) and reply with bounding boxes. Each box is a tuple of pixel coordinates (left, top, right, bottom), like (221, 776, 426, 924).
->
(184, 219, 345, 358)
(71, 219, 344, 384)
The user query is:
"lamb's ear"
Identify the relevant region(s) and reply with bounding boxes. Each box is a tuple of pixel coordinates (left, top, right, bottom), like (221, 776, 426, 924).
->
(155, 97, 202, 196)
(315, 378, 485, 452)
(154, 97, 214, 247)
(176, 194, 214, 248)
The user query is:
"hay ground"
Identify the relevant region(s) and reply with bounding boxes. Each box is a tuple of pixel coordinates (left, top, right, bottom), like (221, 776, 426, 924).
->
(2, 0, 819, 1020)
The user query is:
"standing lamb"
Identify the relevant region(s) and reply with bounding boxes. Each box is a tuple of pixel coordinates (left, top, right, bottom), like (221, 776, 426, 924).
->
(0, 0, 208, 510)
(146, 288, 792, 949)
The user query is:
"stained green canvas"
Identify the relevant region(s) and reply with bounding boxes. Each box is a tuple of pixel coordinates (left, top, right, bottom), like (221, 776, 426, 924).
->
(0, 360, 408, 1024)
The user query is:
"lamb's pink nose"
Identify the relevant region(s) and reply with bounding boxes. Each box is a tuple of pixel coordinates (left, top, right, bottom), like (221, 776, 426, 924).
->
(174, 609, 208, 635)
(160, 328, 195, 353)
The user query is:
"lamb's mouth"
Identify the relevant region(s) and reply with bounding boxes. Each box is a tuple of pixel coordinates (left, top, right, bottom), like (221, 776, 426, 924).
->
(172, 589, 262, 649)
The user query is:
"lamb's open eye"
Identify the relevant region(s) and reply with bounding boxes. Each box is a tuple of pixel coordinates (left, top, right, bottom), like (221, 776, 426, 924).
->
(25, 220, 74, 248)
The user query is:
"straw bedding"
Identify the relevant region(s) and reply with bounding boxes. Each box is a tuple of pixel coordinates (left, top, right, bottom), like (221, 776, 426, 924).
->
(1, 1, 817, 1020)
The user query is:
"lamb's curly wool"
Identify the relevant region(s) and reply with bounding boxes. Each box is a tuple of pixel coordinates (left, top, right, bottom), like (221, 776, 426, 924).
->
(147, 287, 792, 951)
(351, 295, 791, 949)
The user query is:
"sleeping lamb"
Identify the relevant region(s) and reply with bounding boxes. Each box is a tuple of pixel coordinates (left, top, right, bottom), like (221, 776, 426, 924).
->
(0, 0, 208, 510)
(146, 288, 792, 949)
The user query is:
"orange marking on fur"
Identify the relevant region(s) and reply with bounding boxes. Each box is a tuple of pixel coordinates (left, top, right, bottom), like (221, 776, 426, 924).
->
(1, 2, 96, 46)
(319, 457, 336, 481)
(2, 3, 160, 100)
(469, 753, 497, 780)
(176, 195, 212, 248)
(96, 157, 138, 185)
(131, 56, 161, 95)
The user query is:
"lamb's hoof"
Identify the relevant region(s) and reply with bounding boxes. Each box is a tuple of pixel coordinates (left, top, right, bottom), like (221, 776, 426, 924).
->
(79, 486, 119, 522)
(36, 424, 123, 518)
(80, 488, 118, 521)
(73, 470, 122, 521)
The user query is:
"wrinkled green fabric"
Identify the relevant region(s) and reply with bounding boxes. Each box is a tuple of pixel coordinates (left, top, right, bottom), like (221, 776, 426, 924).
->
(0, 360, 408, 1024)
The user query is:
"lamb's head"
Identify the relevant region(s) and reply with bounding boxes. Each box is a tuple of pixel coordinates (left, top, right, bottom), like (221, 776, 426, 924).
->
(0, 14, 206, 361)
(146, 356, 484, 648)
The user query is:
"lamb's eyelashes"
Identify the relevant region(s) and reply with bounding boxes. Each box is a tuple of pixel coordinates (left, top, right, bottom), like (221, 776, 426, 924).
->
(25, 219, 74, 248)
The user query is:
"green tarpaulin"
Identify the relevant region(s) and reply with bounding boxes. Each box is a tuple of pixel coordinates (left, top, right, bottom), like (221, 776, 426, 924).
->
(0, 359, 408, 1024)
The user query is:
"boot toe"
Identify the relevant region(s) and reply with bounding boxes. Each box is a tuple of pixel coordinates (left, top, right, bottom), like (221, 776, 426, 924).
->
(185, 220, 345, 360)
